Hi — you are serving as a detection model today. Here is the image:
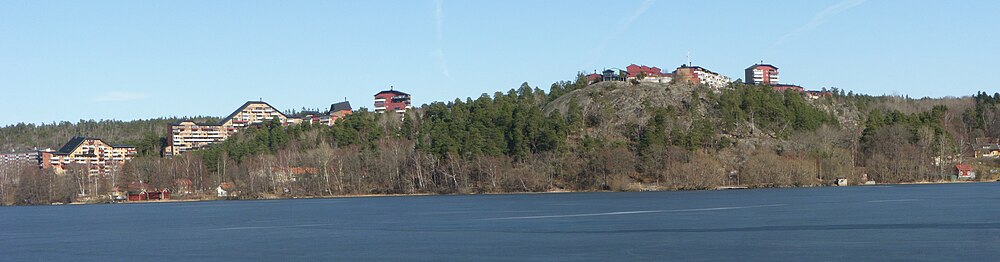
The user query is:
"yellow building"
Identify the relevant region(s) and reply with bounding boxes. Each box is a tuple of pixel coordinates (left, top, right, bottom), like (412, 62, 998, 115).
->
(165, 101, 288, 156)
(41, 137, 136, 175)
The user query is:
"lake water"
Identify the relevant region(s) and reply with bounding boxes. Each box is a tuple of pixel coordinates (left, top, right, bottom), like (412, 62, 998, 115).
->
(2, 183, 998, 261)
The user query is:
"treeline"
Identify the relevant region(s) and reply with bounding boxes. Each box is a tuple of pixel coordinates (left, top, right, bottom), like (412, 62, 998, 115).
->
(0, 117, 218, 154)
(2, 77, 999, 205)
(718, 83, 839, 135)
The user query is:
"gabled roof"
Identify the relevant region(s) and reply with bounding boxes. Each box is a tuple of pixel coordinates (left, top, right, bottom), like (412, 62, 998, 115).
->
(169, 120, 221, 127)
(330, 101, 352, 112)
(54, 136, 134, 154)
(220, 101, 288, 125)
(56, 136, 91, 154)
(955, 164, 973, 171)
(375, 89, 410, 96)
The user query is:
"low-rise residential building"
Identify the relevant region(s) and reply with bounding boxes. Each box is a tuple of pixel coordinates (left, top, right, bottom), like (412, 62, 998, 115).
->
(287, 101, 354, 126)
(165, 101, 287, 156)
(41, 137, 136, 175)
(627, 64, 673, 83)
(974, 138, 1000, 158)
(955, 164, 976, 180)
(375, 89, 412, 113)
(0, 149, 46, 166)
(601, 68, 627, 82)
(217, 182, 235, 197)
(586, 73, 602, 84)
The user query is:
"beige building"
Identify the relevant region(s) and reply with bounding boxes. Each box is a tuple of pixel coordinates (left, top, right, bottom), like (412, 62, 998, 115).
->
(165, 101, 288, 156)
(219, 101, 288, 128)
(165, 121, 230, 156)
(41, 137, 136, 175)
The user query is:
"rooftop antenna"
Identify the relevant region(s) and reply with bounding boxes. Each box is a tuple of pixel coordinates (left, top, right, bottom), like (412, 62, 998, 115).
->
(686, 51, 691, 66)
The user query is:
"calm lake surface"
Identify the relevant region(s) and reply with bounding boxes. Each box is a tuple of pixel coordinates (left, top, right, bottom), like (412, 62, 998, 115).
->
(2, 183, 999, 261)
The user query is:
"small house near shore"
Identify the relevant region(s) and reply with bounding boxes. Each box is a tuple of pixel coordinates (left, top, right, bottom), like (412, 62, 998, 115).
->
(955, 164, 976, 180)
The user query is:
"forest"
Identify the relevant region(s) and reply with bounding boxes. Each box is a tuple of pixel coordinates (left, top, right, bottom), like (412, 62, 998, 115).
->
(2, 76, 999, 205)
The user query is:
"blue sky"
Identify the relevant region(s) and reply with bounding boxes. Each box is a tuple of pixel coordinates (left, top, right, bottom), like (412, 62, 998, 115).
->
(1, 0, 998, 126)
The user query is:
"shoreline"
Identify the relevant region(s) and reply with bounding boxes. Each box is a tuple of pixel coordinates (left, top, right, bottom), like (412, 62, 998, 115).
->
(47, 179, 994, 207)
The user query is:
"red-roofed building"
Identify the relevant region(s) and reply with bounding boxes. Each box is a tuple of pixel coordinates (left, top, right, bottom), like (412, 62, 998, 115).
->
(586, 73, 602, 84)
(626, 64, 668, 78)
(955, 164, 976, 179)
(772, 84, 805, 92)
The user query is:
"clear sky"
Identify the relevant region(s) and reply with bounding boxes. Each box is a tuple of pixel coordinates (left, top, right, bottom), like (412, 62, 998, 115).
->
(2, 0, 998, 126)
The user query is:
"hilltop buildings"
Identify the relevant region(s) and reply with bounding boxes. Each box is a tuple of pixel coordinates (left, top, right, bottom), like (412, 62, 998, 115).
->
(165, 99, 358, 156)
(626, 64, 672, 83)
(374, 89, 412, 113)
(587, 63, 731, 89)
(165, 101, 288, 156)
(285, 101, 354, 126)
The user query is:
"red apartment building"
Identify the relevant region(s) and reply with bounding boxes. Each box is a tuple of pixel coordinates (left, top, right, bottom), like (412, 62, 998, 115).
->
(374, 89, 412, 113)
(745, 64, 780, 85)
(745, 63, 808, 93)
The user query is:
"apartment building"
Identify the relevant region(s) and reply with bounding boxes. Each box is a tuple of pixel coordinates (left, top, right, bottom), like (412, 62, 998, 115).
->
(0, 150, 46, 166)
(41, 137, 136, 176)
(219, 101, 288, 128)
(165, 101, 287, 156)
(745, 64, 780, 85)
(374, 89, 412, 113)
(165, 121, 229, 156)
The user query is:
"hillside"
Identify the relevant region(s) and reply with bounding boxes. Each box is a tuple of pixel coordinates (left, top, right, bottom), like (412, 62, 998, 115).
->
(546, 81, 859, 149)
(2, 77, 999, 205)
(545, 81, 707, 139)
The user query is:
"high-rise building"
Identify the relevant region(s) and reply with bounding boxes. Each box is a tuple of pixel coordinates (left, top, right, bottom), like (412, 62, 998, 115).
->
(374, 89, 411, 113)
(745, 64, 780, 85)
